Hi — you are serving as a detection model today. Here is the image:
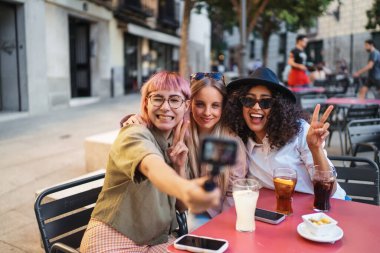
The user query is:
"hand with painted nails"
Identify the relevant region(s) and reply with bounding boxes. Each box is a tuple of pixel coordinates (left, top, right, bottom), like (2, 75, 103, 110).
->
(167, 119, 190, 177)
(307, 104, 334, 150)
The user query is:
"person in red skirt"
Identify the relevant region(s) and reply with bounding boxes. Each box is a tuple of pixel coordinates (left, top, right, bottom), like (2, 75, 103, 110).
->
(288, 35, 310, 87)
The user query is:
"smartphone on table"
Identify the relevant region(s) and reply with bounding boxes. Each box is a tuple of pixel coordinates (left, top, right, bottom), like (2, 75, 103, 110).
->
(173, 234, 228, 253)
(255, 208, 286, 224)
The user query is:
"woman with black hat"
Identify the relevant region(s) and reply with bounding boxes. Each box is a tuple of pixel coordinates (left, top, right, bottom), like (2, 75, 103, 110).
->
(223, 67, 346, 199)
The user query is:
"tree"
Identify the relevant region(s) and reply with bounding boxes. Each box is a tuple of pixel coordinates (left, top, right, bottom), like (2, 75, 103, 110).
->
(233, 0, 270, 75)
(179, 0, 270, 76)
(366, 0, 380, 30)
(203, 0, 269, 74)
(256, 0, 333, 66)
(179, 0, 196, 78)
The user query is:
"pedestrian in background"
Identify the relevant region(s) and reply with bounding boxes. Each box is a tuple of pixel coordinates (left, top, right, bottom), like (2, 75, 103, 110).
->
(353, 39, 380, 99)
(287, 34, 310, 87)
(310, 62, 331, 83)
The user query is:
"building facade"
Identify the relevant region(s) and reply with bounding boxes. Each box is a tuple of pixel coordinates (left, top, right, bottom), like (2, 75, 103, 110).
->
(0, 0, 211, 116)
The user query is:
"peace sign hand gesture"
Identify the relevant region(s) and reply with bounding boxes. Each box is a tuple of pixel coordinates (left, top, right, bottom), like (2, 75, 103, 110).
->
(307, 104, 334, 151)
(167, 119, 190, 177)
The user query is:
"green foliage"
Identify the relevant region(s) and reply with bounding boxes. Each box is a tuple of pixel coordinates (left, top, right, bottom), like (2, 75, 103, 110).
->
(366, 0, 380, 30)
(200, 0, 236, 31)
(199, 0, 332, 35)
(263, 0, 332, 32)
(196, 0, 333, 63)
(196, 0, 236, 57)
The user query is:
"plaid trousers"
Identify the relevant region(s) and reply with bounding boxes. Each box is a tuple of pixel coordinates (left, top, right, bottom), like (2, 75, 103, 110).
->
(80, 218, 175, 253)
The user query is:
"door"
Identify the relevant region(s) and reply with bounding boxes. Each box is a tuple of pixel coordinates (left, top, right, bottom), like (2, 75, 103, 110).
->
(0, 2, 20, 111)
(124, 33, 138, 93)
(69, 17, 91, 97)
(306, 40, 324, 64)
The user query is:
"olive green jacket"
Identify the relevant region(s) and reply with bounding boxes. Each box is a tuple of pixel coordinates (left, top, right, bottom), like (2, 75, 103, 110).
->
(91, 125, 178, 245)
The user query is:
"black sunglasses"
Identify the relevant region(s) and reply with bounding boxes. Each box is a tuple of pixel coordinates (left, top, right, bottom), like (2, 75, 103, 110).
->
(239, 97, 275, 109)
(190, 72, 224, 82)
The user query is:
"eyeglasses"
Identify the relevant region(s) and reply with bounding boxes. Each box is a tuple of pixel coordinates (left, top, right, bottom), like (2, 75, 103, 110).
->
(190, 72, 224, 82)
(239, 97, 274, 109)
(147, 95, 186, 109)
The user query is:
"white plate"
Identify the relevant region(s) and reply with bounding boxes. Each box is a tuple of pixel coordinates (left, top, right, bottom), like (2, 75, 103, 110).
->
(297, 222, 343, 243)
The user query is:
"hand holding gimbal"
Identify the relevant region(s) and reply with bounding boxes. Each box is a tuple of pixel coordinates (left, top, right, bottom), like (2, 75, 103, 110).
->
(200, 137, 238, 191)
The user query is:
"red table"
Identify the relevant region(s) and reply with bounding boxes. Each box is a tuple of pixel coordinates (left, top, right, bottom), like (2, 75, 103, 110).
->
(289, 87, 326, 94)
(167, 189, 380, 253)
(325, 97, 380, 106)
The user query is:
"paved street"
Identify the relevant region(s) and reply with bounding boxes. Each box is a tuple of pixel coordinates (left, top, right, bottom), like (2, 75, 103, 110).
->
(0, 93, 343, 252)
(0, 94, 141, 252)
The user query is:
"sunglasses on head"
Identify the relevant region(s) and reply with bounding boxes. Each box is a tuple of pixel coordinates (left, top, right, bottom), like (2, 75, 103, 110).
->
(190, 72, 224, 82)
(239, 97, 274, 109)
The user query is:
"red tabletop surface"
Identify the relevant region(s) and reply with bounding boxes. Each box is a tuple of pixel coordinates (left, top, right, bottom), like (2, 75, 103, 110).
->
(289, 87, 326, 93)
(325, 97, 380, 105)
(167, 189, 380, 253)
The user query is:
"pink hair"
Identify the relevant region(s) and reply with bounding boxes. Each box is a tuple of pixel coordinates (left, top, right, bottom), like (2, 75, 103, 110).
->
(140, 71, 190, 127)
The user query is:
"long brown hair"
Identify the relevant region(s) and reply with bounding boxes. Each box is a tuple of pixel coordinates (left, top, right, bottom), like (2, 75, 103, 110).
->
(187, 77, 231, 196)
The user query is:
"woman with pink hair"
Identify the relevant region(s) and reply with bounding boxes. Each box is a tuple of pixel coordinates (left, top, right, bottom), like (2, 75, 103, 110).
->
(80, 71, 220, 252)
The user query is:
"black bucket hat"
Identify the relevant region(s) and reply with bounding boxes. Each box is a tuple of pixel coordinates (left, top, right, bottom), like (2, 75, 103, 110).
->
(227, 67, 296, 103)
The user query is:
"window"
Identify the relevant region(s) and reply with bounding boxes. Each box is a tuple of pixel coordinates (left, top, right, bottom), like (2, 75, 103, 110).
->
(249, 40, 255, 59)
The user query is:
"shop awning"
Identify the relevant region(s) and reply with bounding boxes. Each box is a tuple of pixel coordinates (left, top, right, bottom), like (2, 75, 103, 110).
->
(127, 23, 181, 46)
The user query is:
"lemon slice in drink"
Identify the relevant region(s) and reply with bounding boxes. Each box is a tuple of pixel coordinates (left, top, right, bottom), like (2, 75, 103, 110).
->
(274, 178, 294, 186)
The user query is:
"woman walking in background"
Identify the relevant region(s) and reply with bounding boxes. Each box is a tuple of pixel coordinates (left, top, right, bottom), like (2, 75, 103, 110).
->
(288, 34, 310, 87)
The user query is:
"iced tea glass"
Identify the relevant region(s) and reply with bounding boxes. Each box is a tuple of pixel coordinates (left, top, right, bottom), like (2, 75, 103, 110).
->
(312, 166, 336, 212)
(273, 168, 297, 215)
(233, 178, 261, 232)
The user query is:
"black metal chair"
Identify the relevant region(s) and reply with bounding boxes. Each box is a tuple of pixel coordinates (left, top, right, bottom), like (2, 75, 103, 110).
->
(325, 77, 351, 98)
(34, 173, 105, 253)
(35, 172, 188, 253)
(346, 118, 380, 164)
(327, 104, 379, 154)
(329, 155, 379, 205)
(300, 94, 328, 114)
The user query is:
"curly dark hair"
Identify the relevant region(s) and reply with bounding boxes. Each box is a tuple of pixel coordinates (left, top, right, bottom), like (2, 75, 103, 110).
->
(222, 84, 309, 148)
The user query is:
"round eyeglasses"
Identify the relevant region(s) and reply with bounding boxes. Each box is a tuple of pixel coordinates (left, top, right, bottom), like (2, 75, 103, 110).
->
(147, 95, 186, 109)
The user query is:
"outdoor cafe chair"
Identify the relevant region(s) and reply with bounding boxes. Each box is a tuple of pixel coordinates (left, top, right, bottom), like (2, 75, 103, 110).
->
(300, 94, 327, 114)
(327, 104, 380, 154)
(35, 172, 188, 253)
(346, 118, 380, 165)
(325, 77, 351, 98)
(329, 155, 379, 206)
(352, 76, 364, 95)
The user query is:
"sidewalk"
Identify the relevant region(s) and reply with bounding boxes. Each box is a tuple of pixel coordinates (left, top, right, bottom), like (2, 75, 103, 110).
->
(0, 94, 141, 252)
(0, 94, 343, 252)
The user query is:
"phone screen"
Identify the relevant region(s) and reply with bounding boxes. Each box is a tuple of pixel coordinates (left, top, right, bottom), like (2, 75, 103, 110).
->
(176, 235, 226, 250)
(255, 208, 285, 221)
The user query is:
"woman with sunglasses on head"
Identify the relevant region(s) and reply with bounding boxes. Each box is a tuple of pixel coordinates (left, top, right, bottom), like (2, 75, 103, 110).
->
(223, 67, 346, 199)
(186, 72, 247, 231)
(80, 71, 221, 253)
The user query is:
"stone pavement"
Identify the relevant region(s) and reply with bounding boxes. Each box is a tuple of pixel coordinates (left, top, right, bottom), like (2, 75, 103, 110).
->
(0, 93, 343, 252)
(0, 94, 141, 253)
